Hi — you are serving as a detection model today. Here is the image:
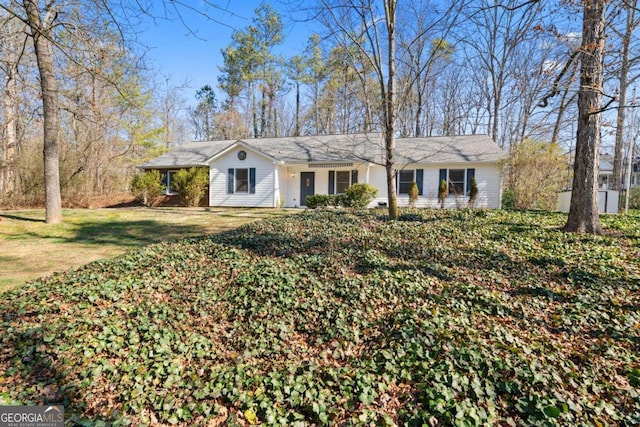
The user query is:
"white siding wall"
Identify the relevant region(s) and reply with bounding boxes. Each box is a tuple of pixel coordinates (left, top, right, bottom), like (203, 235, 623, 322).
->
(208, 154, 502, 209)
(275, 166, 287, 208)
(284, 166, 302, 207)
(209, 147, 277, 208)
(369, 163, 503, 209)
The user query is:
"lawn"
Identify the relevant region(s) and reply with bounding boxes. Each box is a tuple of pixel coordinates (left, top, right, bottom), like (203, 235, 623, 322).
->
(0, 207, 292, 293)
(0, 209, 639, 426)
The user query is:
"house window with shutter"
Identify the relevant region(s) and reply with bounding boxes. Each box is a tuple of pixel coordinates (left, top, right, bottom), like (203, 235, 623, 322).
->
(448, 169, 465, 195)
(335, 171, 350, 194)
(227, 168, 256, 194)
(439, 168, 476, 196)
(328, 170, 358, 194)
(398, 170, 415, 194)
(397, 169, 424, 195)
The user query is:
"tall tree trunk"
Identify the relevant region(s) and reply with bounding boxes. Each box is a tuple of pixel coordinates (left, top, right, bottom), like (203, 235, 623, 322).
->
(612, 0, 636, 192)
(295, 81, 300, 136)
(414, 59, 423, 137)
(385, 0, 398, 221)
(260, 84, 267, 137)
(564, 0, 604, 234)
(24, 0, 62, 223)
(314, 81, 320, 135)
(1, 60, 18, 200)
(251, 84, 258, 138)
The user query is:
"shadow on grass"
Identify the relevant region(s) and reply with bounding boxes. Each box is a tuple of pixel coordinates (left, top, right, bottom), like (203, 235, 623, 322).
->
(0, 214, 46, 223)
(63, 220, 212, 247)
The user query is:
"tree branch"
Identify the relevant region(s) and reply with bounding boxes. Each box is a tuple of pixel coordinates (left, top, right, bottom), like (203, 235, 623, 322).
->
(538, 48, 581, 108)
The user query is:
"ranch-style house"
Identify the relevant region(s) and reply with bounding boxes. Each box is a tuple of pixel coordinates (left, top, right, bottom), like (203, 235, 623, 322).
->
(139, 133, 506, 209)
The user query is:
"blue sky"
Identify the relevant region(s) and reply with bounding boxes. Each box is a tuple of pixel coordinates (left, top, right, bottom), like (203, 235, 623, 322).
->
(138, 1, 317, 104)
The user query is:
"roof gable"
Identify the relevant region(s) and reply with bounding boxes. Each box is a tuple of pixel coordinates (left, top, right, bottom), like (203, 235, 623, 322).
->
(204, 140, 281, 164)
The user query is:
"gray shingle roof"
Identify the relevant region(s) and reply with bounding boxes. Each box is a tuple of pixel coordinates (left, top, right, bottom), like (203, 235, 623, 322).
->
(395, 135, 506, 164)
(138, 140, 234, 168)
(236, 133, 384, 164)
(139, 133, 505, 169)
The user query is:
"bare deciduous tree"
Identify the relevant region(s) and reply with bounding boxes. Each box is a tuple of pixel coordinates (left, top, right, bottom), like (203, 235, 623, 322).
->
(320, 0, 400, 220)
(565, 0, 605, 234)
(611, 0, 639, 191)
(460, 0, 542, 148)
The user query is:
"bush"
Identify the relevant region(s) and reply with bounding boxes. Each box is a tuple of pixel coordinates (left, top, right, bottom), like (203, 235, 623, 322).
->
(306, 194, 339, 209)
(505, 139, 567, 210)
(438, 179, 447, 208)
(502, 188, 515, 210)
(628, 187, 640, 210)
(468, 176, 478, 208)
(130, 170, 163, 206)
(172, 167, 209, 207)
(306, 184, 377, 209)
(408, 182, 419, 207)
(343, 183, 378, 209)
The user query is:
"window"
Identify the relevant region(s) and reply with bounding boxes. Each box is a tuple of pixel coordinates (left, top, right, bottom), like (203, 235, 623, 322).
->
(328, 170, 358, 194)
(398, 170, 415, 194)
(227, 168, 256, 194)
(161, 170, 178, 195)
(438, 168, 475, 196)
(235, 168, 249, 193)
(336, 171, 351, 194)
(448, 169, 465, 195)
(397, 169, 424, 195)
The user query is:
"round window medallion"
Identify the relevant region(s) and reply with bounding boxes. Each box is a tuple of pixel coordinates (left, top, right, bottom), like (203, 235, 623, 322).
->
(238, 150, 247, 160)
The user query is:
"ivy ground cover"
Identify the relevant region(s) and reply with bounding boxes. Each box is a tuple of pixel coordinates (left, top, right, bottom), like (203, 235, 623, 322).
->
(1, 209, 639, 426)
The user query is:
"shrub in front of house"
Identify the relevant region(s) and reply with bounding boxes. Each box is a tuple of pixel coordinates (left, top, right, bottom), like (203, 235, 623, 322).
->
(130, 170, 164, 206)
(408, 182, 419, 207)
(342, 183, 378, 208)
(306, 194, 339, 209)
(502, 188, 516, 210)
(468, 176, 478, 208)
(172, 167, 209, 207)
(438, 179, 447, 208)
(306, 184, 377, 209)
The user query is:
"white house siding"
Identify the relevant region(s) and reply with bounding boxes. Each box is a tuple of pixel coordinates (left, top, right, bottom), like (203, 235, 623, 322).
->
(369, 163, 502, 209)
(275, 166, 287, 208)
(208, 153, 502, 209)
(209, 147, 277, 208)
(368, 165, 389, 207)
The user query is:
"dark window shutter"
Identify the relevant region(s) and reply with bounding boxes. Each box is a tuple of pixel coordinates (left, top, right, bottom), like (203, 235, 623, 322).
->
(249, 168, 256, 194)
(416, 169, 424, 196)
(466, 168, 475, 195)
(351, 170, 358, 185)
(328, 170, 335, 195)
(439, 169, 447, 187)
(227, 168, 235, 194)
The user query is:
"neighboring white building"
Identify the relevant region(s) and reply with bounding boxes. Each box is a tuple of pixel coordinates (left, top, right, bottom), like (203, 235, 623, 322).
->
(598, 154, 640, 190)
(139, 133, 507, 209)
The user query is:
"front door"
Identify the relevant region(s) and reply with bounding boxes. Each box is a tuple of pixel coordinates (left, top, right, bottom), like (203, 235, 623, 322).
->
(300, 172, 315, 206)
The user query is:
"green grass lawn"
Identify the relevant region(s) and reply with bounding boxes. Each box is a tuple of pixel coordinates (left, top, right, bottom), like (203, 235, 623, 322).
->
(0, 209, 639, 426)
(0, 207, 292, 293)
